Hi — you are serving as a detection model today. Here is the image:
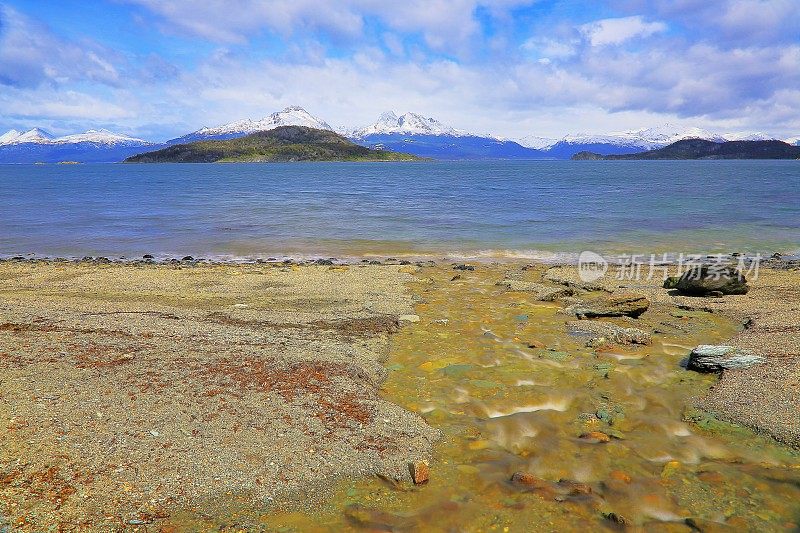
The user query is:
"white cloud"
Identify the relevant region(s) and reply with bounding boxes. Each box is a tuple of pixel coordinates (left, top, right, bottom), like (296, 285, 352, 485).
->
(0, 5, 123, 87)
(124, 0, 538, 54)
(579, 16, 667, 47)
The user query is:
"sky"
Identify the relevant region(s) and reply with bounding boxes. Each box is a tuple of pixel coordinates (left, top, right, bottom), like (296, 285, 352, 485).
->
(0, 0, 798, 141)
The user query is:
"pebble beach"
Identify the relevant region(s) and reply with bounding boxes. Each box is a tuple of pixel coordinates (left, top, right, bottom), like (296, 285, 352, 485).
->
(1, 256, 799, 531)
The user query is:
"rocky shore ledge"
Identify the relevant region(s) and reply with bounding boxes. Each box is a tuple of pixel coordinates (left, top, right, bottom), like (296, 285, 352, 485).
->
(541, 260, 800, 448)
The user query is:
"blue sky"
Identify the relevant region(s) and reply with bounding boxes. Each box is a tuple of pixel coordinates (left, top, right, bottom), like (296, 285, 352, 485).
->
(0, 0, 798, 141)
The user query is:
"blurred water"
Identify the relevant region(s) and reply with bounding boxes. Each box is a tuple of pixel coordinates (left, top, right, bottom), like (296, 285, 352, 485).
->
(1, 160, 798, 259)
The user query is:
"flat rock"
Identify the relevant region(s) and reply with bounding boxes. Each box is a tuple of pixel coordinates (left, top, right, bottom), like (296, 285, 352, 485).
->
(675, 265, 749, 295)
(495, 280, 575, 301)
(566, 320, 651, 346)
(564, 292, 650, 318)
(686, 345, 765, 372)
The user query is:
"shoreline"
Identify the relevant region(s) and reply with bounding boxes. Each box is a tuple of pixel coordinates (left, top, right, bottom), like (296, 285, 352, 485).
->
(2, 250, 797, 266)
(1, 259, 798, 529)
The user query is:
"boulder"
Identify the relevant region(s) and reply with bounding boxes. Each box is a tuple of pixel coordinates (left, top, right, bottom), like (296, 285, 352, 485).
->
(496, 280, 575, 301)
(674, 265, 749, 295)
(686, 345, 765, 372)
(566, 320, 651, 346)
(564, 292, 649, 318)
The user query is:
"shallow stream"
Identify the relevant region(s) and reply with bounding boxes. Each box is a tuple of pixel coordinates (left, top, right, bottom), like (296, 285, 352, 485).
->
(179, 265, 800, 531)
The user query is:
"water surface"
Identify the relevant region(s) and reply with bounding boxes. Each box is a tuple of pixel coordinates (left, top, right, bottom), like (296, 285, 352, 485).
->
(1, 161, 798, 259)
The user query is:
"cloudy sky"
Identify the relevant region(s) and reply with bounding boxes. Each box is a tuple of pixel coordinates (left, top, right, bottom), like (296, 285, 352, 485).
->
(0, 0, 798, 141)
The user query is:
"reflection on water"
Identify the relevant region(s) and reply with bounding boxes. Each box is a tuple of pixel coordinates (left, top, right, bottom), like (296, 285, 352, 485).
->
(173, 264, 800, 531)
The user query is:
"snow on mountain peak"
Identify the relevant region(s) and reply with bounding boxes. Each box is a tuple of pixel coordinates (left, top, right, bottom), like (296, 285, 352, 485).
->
(194, 106, 332, 137)
(0, 127, 151, 146)
(516, 135, 558, 150)
(352, 111, 465, 138)
(54, 129, 150, 146)
(0, 129, 22, 145)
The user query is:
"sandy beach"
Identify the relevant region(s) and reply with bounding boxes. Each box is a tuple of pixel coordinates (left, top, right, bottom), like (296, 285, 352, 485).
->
(1, 257, 799, 531)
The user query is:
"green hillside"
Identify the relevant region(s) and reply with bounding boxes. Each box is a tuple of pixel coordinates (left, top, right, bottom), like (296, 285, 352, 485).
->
(572, 139, 800, 160)
(125, 126, 423, 163)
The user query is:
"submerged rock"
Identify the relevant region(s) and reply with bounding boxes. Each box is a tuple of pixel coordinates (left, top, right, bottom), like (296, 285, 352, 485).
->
(496, 280, 575, 301)
(564, 292, 650, 318)
(566, 320, 651, 346)
(579, 431, 611, 443)
(686, 345, 765, 372)
(675, 265, 749, 295)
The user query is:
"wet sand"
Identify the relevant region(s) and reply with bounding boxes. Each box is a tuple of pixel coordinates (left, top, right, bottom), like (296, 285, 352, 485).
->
(1, 258, 799, 531)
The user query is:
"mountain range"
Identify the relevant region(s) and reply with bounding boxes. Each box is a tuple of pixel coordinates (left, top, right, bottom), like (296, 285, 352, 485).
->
(1, 105, 798, 163)
(573, 139, 800, 160)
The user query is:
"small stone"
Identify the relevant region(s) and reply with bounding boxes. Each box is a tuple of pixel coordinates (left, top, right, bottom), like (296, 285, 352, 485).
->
(315, 258, 333, 265)
(150, 430, 159, 437)
(453, 264, 475, 271)
(143, 254, 154, 260)
(609, 470, 631, 484)
(510, 471, 548, 489)
(579, 431, 611, 443)
(557, 479, 592, 495)
(495, 280, 574, 301)
(567, 320, 651, 346)
(181, 256, 194, 261)
(603, 512, 628, 525)
(399, 314, 420, 323)
(663, 276, 680, 289)
(450, 274, 462, 281)
(410, 461, 429, 484)
(686, 345, 765, 372)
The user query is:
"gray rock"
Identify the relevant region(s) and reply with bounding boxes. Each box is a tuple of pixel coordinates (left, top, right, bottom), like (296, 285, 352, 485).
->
(675, 265, 749, 295)
(686, 345, 765, 372)
(566, 320, 651, 346)
(564, 292, 650, 318)
(495, 280, 575, 301)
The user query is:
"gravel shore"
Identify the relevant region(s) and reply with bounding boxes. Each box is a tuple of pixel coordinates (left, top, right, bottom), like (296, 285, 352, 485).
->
(0, 261, 438, 529)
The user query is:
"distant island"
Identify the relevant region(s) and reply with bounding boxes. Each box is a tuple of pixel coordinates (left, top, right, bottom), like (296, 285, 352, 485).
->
(125, 126, 423, 163)
(572, 139, 800, 160)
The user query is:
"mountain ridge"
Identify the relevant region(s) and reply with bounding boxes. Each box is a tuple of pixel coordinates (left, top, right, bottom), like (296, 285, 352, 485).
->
(125, 125, 423, 163)
(572, 139, 800, 160)
(2, 105, 798, 162)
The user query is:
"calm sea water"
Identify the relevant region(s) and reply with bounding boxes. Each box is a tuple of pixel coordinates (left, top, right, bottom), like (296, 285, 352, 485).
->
(1, 161, 798, 260)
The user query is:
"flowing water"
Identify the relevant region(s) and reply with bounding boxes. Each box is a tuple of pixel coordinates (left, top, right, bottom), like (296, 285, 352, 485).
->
(167, 265, 800, 531)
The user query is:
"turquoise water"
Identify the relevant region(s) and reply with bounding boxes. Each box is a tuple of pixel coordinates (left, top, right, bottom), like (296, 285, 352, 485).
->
(1, 161, 798, 259)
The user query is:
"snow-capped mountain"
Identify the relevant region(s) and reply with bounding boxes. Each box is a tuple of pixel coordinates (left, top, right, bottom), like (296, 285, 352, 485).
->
(349, 111, 466, 138)
(1, 128, 55, 145)
(348, 111, 544, 159)
(529, 123, 781, 158)
(516, 135, 559, 150)
(54, 129, 150, 146)
(170, 106, 332, 144)
(0, 128, 150, 147)
(0, 127, 154, 163)
(785, 136, 800, 146)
